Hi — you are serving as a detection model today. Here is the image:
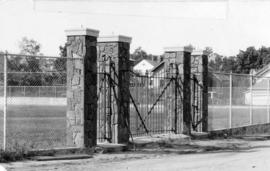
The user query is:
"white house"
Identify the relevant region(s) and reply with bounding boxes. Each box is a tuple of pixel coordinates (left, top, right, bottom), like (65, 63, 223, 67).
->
(133, 59, 158, 75)
(150, 62, 166, 88)
(245, 64, 270, 105)
(150, 48, 208, 88)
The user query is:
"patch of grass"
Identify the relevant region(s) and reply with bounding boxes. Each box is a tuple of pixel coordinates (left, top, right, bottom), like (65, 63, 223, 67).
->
(0, 144, 33, 162)
(209, 105, 269, 130)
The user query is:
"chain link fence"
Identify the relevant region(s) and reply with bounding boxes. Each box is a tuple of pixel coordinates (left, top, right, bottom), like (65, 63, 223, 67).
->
(0, 53, 79, 150)
(209, 72, 270, 131)
(2, 86, 66, 98)
(0, 54, 4, 148)
(3, 52, 270, 149)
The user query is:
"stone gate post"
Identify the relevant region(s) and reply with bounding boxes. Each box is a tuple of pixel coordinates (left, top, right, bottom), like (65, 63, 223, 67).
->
(191, 50, 209, 132)
(164, 46, 192, 135)
(65, 28, 99, 148)
(97, 35, 132, 144)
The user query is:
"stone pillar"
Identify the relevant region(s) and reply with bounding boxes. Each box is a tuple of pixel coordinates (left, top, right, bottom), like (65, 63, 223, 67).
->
(65, 28, 99, 148)
(191, 50, 209, 132)
(97, 35, 132, 144)
(164, 47, 192, 135)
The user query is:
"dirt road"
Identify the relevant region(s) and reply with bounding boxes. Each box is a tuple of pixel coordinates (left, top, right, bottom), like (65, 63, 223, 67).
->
(2, 138, 270, 171)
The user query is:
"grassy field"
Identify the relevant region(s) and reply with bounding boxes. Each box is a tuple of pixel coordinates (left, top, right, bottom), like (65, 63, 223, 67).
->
(0, 104, 269, 149)
(208, 105, 269, 130)
(0, 105, 67, 149)
(0, 104, 172, 149)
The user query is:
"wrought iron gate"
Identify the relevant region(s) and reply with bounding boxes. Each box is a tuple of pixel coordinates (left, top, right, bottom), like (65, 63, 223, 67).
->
(129, 68, 184, 136)
(97, 60, 205, 142)
(97, 56, 117, 142)
(191, 74, 203, 132)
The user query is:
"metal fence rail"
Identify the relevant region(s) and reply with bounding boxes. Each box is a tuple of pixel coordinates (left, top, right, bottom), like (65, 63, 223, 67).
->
(0, 86, 66, 97)
(209, 72, 270, 131)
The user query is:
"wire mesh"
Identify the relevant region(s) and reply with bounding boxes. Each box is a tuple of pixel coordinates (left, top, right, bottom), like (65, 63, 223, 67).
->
(4, 54, 72, 150)
(231, 74, 251, 127)
(208, 72, 230, 130)
(252, 75, 270, 125)
(209, 72, 270, 131)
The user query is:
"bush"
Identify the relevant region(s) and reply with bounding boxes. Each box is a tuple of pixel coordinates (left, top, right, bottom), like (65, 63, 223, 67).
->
(0, 148, 30, 162)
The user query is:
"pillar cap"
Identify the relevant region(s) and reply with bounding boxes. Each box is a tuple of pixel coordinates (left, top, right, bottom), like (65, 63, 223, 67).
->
(192, 49, 210, 56)
(164, 46, 193, 53)
(65, 28, 99, 37)
(98, 35, 132, 43)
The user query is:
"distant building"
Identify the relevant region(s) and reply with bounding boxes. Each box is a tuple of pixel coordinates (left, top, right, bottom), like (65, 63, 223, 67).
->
(133, 59, 159, 75)
(245, 64, 270, 105)
(150, 61, 166, 88)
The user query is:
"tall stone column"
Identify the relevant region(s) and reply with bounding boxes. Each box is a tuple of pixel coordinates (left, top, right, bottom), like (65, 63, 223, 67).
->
(97, 35, 132, 144)
(191, 50, 209, 132)
(164, 47, 192, 135)
(65, 28, 99, 148)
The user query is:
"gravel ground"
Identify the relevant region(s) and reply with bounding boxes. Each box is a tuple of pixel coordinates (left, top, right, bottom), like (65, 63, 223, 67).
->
(1, 137, 270, 171)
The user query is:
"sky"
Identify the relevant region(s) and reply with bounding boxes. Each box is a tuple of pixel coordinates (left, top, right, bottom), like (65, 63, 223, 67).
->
(0, 0, 270, 56)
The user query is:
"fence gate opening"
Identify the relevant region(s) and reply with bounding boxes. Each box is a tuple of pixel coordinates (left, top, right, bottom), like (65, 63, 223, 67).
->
(129, 71, 181, 136)
(97, 57, 115, 143)
(97, 47, 208, 143)
(191, 74, 203, 132)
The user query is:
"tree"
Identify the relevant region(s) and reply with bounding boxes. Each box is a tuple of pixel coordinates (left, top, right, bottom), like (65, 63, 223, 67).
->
(259, 46, 270, 67)
(19, 37, 42, 55)
(7, 37, 43, 86)
(204, 46, 213, 55)
(209, 53, 223, 71)
(222, 56, 237, 72)
(209, 46, 270, 74)
(52, 44, 67, 85)
(54, 44, 67, 72)
(235, 47, 260, 74)
(131, 47, 148, 61)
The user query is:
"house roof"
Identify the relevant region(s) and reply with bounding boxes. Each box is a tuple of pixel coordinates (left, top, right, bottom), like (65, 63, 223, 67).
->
(253, 79, 269, 89)
(151, 61, 165, 73)
(145, 59, 159, 67)
(151, 62, 216, 74)
(253, 63, 270, 77)
(251, 63, 270, 77)
(134, 59, 159, 68)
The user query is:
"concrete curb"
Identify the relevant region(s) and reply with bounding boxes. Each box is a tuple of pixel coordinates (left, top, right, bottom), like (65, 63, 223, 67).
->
(28, 147, 94, 157)
(96, 143, 128, 153)
(32, 154, 92, 161)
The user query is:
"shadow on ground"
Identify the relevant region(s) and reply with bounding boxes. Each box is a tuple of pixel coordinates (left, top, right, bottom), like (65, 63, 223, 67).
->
(123, 134, 270, 156)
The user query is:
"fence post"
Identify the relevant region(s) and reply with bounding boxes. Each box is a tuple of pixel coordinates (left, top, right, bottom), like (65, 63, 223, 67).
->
(55, 86, 57, 98)
(266, 79, 270, 123)
(3, 53, 7, 150)
(201, 51, 209, 132)
(250, 73, 253, 125)
(229, 72, 232, 129)
(97, 35, 132, 144)
(164, 46, 192, 135)
(65, 28, 99, 148)
(174, 64, 178, 133)
(189, 50, 209, 132)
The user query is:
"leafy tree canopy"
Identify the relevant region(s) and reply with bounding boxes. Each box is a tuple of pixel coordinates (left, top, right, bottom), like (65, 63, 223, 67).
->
(209, 46, 270, 74)
(18, 37, 42, 55)
(131, 47, 148, 61)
